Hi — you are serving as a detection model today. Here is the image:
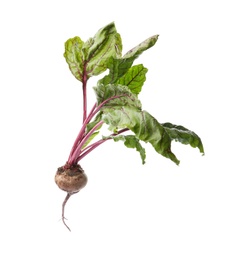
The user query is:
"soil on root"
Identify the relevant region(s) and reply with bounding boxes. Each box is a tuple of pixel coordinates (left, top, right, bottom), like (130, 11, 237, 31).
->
(55, 164, 87, 193)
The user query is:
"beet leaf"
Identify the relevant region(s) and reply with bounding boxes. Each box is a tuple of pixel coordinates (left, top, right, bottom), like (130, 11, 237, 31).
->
(63, 21, 204, 166)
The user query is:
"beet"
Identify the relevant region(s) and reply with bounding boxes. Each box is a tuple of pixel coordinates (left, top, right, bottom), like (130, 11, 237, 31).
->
(55, 164, 87, 193)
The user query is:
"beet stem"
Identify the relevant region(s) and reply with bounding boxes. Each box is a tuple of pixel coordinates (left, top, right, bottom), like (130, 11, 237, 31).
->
(68, 103, 97, 162)
(67, 94, 131, 166)
(82, 62, 88, 123)
(70, 120, 104, 164)
(75, 128, 129, 162)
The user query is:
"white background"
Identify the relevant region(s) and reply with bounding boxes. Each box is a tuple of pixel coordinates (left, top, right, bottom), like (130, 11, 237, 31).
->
(0, 0, 242, 259)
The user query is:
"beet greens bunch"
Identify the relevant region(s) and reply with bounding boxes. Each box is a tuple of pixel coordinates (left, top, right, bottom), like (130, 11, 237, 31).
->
(55, 22, 204, 231)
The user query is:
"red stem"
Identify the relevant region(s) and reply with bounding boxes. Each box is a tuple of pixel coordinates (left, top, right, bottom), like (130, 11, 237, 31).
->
(68, 103, 97, 162)
(76, 139, 106, 162)
(75, 128, 129, 162)
(82, 63, 88, 123)
(69, 120, 104, 165)
(68, 94, 130, 165)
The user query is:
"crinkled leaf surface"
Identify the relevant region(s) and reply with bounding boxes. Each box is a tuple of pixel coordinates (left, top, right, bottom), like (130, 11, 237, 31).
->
(94, 83, 142, 109)
(98, 35, 158, 86)
(108, 135, 146, 164)
(84, 23, 122, 77)
(101, 106, 203, 165)
(63, 23, 204, 166)
(64, 37, 84, 81)
(161, 123, 205, 154)
(123, 35, 159, 59)
(64, 22, 122, 82)
(116, 64, 148, 95)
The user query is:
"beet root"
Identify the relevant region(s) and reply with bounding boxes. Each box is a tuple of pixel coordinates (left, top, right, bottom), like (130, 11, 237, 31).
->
(55, 164, 88, 231)
(55, 164, 87, 193)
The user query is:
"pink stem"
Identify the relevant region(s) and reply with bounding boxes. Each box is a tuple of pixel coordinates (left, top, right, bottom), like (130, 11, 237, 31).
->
(68, 103, 97, 162)
(76, 139, 106, 162)
(69, 120, 104, 165)
(68, 94, 130, 165)
(82, 63, 88, 123)
(75, 128, 129, 162)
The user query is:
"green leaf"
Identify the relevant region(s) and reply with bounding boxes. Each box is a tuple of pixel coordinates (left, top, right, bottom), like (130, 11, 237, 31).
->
(93, 83, 142, 109)
(117, 64, 148, 94)
(98, 56, 134, 85)
(84, 22, 122, 77)
(108, 135, 146, 164)
(101, 107, 203, 165)
(123, 35, 159, 59)
(64, 36, 84, 82)
(161, 123, 205, 154)
(64, 22, 122, 82)
(98, 35, 159, 85)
